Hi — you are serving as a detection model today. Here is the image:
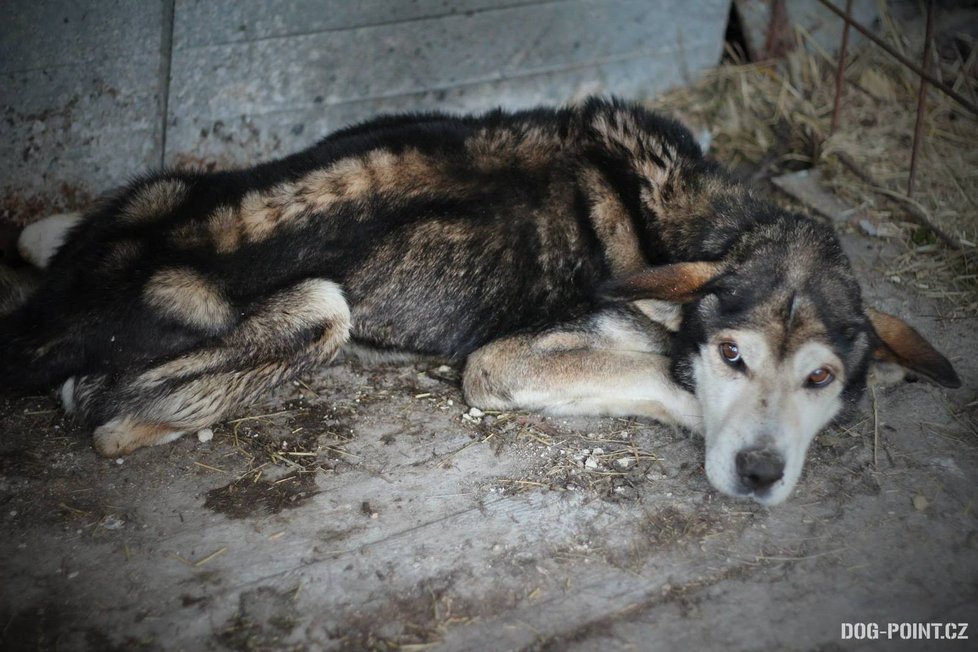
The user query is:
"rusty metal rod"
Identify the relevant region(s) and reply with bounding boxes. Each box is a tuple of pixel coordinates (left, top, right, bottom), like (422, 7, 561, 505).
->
(830, 0, 854, 134)
(815, 0, 978, 117)
(907, 0, 935, 197)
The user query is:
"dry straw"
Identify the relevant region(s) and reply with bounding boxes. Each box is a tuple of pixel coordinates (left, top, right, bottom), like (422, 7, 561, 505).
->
(650, 5, 977, 316)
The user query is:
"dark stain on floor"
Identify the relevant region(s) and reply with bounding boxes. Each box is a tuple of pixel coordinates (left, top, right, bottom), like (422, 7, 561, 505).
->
(204, 473, 319, 519)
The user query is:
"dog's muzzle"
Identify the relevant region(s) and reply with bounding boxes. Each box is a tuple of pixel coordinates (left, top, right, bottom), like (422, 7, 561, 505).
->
(735, 447, 785, 493)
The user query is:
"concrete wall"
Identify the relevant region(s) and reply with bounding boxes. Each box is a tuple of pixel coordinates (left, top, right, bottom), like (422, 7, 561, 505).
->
(1, 0, 730, 220)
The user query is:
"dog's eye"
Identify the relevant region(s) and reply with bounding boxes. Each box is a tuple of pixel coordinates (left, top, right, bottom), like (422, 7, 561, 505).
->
(807, 368, 834, 387)
(719, 341, 741, 365)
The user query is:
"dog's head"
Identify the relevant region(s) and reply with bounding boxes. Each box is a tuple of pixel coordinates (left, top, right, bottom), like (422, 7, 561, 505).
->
(604, 218, 960, 505)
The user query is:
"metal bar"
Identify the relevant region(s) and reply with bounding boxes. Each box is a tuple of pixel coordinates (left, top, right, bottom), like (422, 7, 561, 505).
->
(815, 0, 978, 117)
(907, 0, 935, 197)
(830, 0, 854, 134)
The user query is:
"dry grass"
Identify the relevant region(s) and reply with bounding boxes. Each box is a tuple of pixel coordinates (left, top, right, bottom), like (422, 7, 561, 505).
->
(650, 5, 978, 316)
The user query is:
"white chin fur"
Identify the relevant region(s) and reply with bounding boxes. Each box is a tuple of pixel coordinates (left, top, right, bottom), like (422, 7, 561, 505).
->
(17, 213, 82, 268)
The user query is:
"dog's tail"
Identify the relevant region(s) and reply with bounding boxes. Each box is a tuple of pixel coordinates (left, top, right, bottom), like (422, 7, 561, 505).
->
(0, 260, 82, 391)
(0, 223, 55, 390)
(0, 264, 41, 316)
(0, 221, 42, 317)
(0, 293, 93, 392)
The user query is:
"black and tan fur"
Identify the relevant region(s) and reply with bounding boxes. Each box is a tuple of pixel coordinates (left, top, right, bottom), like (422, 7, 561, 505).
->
(0, 98, 959, 504)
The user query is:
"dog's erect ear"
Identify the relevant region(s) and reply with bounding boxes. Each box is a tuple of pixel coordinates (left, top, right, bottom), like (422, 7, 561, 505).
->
(601, 262, 722, 303)
(867, 308, 961, 388)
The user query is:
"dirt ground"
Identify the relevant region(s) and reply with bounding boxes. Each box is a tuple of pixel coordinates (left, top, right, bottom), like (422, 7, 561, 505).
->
(0, 217, 976, 651)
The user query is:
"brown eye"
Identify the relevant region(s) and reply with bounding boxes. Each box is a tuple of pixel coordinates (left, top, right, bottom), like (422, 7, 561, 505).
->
(808, 368, 834, 387)
(719, 341, 741, 364)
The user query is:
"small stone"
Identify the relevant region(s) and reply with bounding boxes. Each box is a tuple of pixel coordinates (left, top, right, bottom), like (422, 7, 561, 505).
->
(361, 501, 379, 519)
(616, 457, 635, 469)
(67, 571, 79, 580)
(447, 399, 454, 406)
(468, 407, 485, 418)
(858, 219, 878, 237)
(591, 447, 604, 456)
(115, 458, 124, 465)
(437, 365, 451, 373)
(584, 456, 599, 469)
(197, 428, 214, 443)
(913, 494, 928, 511)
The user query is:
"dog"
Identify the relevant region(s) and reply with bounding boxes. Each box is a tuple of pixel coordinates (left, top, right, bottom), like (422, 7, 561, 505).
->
(0, 97, 959, 505)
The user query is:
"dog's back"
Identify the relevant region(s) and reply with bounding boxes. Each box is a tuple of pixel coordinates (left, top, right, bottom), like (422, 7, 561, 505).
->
(0, 99, 703, 389)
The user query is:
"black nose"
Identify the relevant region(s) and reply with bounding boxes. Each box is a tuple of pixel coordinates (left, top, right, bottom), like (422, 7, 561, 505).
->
(736, 448, 785, 492)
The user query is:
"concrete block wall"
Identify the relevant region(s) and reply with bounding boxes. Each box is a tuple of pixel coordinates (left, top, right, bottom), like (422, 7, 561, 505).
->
(1, 0, 730, 220)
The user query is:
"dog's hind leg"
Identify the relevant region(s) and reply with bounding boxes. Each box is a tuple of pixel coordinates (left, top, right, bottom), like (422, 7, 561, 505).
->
(66, 279, 351, 456)
(463, 306, 703, 432)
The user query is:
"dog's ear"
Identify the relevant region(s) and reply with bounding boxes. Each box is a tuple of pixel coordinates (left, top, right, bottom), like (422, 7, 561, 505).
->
(867, 308, 960, 388)
(601, 262, 722, 303)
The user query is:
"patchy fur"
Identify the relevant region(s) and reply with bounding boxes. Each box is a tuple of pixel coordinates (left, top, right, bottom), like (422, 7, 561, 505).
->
(121, 179, 189, 223)
(143, 268, 234, 333)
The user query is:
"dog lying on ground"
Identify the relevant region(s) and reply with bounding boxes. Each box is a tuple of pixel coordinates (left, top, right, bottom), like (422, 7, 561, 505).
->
(0, 97, 959, 505)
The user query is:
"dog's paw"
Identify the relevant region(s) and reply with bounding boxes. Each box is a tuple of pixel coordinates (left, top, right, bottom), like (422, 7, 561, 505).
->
(93, 416, 185, 457)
